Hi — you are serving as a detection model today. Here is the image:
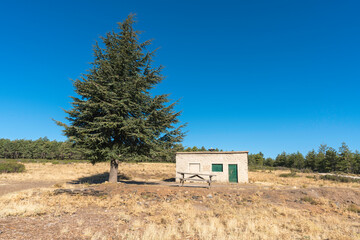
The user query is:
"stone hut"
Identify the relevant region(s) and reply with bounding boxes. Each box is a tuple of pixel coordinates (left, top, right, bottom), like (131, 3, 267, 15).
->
(175, 151, 249, 183)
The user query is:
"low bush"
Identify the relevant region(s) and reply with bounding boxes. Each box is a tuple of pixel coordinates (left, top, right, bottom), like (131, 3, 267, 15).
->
(0, 162, 25, 173)
(300, 168, 313, 173)
(320, 175, 360, 183)
(279, 172, 298, 178)
(248, 166, 290, 172)
(300, 196, 318, 205)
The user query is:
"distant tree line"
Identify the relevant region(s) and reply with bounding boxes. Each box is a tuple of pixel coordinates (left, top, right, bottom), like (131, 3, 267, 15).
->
(0, 138, 222, 162)
(0, 137, 85, 160)
(249, 142, 360, 174)
(3, 138, 359, 174)
(177, 145, 222, 152)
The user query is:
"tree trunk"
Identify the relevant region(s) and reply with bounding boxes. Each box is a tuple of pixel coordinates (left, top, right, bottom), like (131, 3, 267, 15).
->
(109, 159, 119, 183)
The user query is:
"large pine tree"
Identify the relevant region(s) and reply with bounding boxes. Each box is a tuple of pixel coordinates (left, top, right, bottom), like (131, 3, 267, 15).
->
(55, 15, 185, 182)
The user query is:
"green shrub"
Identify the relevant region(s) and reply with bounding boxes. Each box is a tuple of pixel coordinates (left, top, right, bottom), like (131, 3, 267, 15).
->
(248, 166, 290, 172)
(0, 162, 25, 173)
(300, 196, 318, 205)
(301, 168, 313, 173)
(279, 172, 298, 178)
(320, 175, 360, 183)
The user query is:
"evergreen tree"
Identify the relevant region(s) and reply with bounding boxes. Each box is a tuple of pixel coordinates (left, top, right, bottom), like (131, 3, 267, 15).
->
(324, 147, 337, 172)
(337, 142, 353, 173)
(248, 152, 265, 166)
(353, 151, 360, 174)
(289, 152, 305, 169)
(316, 144, 327, 172)
(55, 15, 185, 182)
(274, 152, 287, 167)
(264, 157, 274, 167)
(305, 150, 316, 170)
(191, 146, 199, 152)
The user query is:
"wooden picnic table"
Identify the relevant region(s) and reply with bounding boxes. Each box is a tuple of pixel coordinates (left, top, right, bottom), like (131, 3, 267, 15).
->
(177, 172, 216, 188)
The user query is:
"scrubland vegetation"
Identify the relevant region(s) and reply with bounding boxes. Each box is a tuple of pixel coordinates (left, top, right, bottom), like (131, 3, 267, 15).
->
(0, 161, 25, 173)
(0, 162, 359, 239)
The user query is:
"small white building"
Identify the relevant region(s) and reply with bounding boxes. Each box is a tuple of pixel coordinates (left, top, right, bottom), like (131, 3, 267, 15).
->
(175, 151, 249, 183)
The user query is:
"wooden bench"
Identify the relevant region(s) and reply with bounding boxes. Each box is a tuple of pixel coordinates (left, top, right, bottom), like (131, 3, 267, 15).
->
(177, 172, 216, 188)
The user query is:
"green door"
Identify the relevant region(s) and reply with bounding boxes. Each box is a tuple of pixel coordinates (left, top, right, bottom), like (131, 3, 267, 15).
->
(228, 164, 238, 183)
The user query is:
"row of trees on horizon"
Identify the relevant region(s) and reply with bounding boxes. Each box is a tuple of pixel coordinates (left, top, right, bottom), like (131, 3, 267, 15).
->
(1, 138, 360, 174)
(249, 142, 360, 174)
(0, 139, 220, 161)
(0, 138, 85, 160)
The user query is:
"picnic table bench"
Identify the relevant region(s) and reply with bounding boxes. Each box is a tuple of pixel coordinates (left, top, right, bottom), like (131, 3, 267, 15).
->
(177, 172, 216, 188)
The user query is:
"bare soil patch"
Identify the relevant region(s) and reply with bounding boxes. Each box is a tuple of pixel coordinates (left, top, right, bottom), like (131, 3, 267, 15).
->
(0, 180, 57, 196)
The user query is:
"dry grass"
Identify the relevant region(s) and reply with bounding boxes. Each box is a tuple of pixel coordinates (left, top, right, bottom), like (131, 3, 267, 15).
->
(2, 187, 358, 239)
(0, 163, 360, 239)
(0, 162, 174, 182)
(249, 170, 360, 188)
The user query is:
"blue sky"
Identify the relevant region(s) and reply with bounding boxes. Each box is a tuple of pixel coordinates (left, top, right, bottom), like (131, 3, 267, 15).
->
(0, 0, 359, 157)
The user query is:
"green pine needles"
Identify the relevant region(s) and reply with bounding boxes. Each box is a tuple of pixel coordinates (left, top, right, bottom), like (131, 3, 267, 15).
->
(55, 15, 185, 182)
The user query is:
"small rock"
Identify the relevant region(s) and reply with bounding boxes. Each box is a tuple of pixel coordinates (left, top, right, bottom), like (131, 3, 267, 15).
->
(207, 194, 213, 199)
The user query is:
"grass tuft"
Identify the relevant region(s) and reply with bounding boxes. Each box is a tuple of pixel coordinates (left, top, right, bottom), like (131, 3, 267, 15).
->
(279, 172, 298, 178)
(347, 204, 360, 213)
(320, 175, 360, 183)
(300, 196, 318, 205)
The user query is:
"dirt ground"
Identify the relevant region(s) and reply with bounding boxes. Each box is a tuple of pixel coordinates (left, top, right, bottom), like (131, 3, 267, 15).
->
(0, 181, 57, 196)
(0, 163, 359, 239)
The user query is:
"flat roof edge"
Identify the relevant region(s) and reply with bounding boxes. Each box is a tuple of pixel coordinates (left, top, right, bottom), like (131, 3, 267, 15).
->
(176, 151, 249, 154)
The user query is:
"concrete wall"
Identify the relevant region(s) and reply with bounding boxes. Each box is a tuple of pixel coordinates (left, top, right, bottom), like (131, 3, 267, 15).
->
(176, 151, 248, 183)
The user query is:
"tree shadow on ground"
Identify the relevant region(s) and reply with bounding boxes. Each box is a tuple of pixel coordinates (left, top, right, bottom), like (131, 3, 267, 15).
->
(163, 177, 176, 182)
(118, 180, 160, 185)
(69, 172, 130, 184)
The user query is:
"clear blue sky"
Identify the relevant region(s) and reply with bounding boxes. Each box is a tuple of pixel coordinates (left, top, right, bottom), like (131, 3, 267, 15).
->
(1, 0, 359, 158)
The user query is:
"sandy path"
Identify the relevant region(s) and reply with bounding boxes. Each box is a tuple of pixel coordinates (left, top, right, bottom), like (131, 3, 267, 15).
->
(0, 181, 57, 196)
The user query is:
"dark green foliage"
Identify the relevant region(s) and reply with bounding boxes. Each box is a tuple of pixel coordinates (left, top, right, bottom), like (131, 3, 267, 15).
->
(323, 148, 338, 172)
(264, 157, 274, 167)
(353, 151, 360, 174)
(183, 146, 222, 152)
(305, 150, 317, 170)
(0, 138, 85, 160)
(288, 152, 305, 169)
(266, 143, 360, 174)
(248, 152, 265, 166)
(279, 172, 298, 178)
(55, 15, 185, 165)
(274, 152, 288, 167)
(320, 174, 360, 183)
(337, 142, 354, 173)
(0, 162, 25, 173)
(248, 165, 289, 172)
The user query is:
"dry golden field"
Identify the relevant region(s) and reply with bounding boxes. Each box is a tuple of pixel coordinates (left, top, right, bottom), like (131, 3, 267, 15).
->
(0, 162, 359, 239)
